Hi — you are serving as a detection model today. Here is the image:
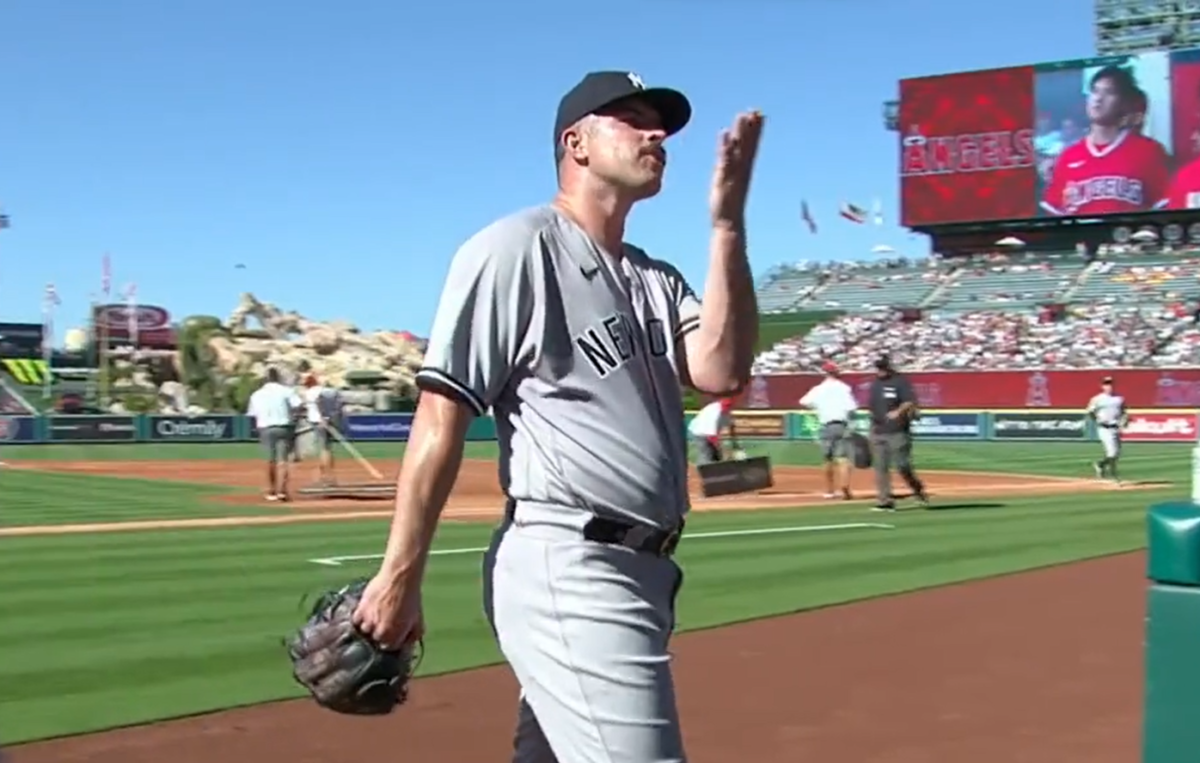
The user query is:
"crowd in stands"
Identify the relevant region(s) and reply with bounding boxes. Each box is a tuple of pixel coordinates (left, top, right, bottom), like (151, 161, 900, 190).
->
(751, 244, 1200, 372)
(751, 303, 1194, 373)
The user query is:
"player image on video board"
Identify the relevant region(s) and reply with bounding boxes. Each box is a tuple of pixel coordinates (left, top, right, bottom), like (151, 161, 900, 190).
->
(1165, 49, 1200, 209)
(1035, 52, 1173, 217)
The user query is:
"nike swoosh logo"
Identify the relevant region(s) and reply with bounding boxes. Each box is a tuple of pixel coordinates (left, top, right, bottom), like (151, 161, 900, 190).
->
(1068, 161, 1085, 168)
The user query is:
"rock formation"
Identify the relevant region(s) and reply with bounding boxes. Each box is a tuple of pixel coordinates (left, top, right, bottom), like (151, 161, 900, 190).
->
(108, 293, 426, 413)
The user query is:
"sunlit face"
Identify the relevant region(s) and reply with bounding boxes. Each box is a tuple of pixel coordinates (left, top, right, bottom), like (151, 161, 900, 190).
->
(562, 98, 668, 198)
(1087, 77, 1126, 127)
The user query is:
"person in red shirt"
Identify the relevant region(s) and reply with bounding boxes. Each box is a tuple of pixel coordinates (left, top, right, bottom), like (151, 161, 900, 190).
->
(1166, 81, 1200, 209)
(1041, 65, 1171, 217)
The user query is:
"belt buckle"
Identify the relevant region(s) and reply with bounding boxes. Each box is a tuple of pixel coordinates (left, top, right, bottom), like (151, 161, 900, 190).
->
(659, 528, 681, 556)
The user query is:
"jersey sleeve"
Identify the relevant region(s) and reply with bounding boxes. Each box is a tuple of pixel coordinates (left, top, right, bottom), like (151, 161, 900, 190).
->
(415, 225, 536, 417)
(670, 270, 701, 344)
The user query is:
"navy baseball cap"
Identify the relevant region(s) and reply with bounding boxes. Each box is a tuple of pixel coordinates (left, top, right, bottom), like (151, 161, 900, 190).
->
(554, 71, 692, 151)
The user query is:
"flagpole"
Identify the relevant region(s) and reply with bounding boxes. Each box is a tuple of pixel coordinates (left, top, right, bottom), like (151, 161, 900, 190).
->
(42, 284, 60, 401)
(99, 253, 112, 409)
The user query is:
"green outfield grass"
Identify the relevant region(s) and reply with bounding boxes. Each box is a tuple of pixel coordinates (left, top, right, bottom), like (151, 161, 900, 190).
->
(0, 440, 1184, 744)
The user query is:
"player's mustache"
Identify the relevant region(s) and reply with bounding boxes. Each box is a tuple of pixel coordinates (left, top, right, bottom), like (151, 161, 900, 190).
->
(641, 145, 667, 164)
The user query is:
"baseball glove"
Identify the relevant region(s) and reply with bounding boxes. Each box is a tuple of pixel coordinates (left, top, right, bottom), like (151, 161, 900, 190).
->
(285, 579, 421, 715)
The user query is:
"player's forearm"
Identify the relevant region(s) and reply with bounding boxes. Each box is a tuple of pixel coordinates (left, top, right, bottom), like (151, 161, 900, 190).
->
(691, 225, 759, 393)
(378, 398, 469, 583)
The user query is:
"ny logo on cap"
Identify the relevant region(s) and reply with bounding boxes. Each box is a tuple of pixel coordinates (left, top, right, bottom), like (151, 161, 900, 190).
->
(627, 72, 645, 90)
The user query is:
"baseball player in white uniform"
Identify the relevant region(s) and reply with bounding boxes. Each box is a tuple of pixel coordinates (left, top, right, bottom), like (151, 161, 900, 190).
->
(349, 71, 764, 763)
(1087, 376, 1128, 483)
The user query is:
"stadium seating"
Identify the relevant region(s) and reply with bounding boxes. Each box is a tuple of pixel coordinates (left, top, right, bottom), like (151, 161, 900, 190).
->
(750, 249, 1200, 372)
(813, 269, 941, 311)
(756, 270, 823, 313)
(1070, 255, 1200, 304)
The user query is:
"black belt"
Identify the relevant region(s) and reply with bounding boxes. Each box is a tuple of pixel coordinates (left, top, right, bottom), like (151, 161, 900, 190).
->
(503, 501, 684, 558)
(824, 420, 847, 426)
(1099, 423, 1119, 429)
(583, 516, 684, 557)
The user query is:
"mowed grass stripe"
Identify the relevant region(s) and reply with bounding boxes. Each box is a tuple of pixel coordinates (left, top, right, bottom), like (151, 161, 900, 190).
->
(2, 470, 280, 526)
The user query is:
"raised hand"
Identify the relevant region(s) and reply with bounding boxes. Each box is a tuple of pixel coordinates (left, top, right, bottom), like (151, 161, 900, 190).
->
(709, 110, 765, 229)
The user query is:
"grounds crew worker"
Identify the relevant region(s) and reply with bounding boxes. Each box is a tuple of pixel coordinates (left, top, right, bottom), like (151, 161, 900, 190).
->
(1087, 375, 1128, 484)
(798, 360, 859, 499)
(246, 367, 303, 502)
(688, 396, 742, 465)
(866, 354, 929, 511)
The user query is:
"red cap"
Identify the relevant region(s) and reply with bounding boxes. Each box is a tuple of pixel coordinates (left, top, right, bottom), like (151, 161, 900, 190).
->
(719, 397, 734, 411)
(821, 360, 839, 374)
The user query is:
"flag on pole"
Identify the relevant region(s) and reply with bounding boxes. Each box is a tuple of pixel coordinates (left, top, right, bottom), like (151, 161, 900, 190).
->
(800, 200, 818, 234)
(0, 213, 10, 229)
(101, 253, 112, 298)
(42, 283, 60, 366)
(839, 202, 868, 224)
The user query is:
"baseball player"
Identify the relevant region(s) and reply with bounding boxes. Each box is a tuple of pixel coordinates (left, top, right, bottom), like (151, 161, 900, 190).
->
(1087, 376, 1128, 483)
(1166, 79, 1200, 209)
(687, 396, 741, 464)
(798, 360, 858, 499)
(350, 70, 763, 763)
(1040, 65, 1170, 217)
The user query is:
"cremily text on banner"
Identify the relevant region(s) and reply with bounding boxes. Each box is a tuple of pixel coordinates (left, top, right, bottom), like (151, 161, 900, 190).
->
(343, 414, 413, 442)
(990, 411, 1089, 440)
(45, 415, 138, 443)
(148, 415, 237, 442)
(0, 415, 38, 443)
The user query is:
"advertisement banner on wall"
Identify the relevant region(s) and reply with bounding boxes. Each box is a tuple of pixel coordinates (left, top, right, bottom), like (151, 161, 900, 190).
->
(741, 369, 1200, 410)
(1122, 411, 1199, 442)
(990, 411, 1089, 440)
(148, 415, 237, 442)
(45, 415, 138, 442)
(343, 414, 413, 441)
(730, 412, 787, 439)
(0, 415, 38, 443)
(911, 412, 985, 439)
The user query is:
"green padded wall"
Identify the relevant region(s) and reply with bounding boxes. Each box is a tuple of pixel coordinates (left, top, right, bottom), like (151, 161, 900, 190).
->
(1143, 502, 1200, 763)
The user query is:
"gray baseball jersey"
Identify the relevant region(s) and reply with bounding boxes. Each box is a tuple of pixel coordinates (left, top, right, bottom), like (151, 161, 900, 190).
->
(417, 204, 702, 529)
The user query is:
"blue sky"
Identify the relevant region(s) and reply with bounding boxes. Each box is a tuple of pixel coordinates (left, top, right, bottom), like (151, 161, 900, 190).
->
(1, 0, 1094, 340)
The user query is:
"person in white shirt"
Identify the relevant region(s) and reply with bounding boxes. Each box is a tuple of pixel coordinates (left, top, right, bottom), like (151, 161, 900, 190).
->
(798, 361, 860, 499)
(687, 397, 741, 465)
(1086, 376, 1128, 483)
(246, 367, 303, 501)
(301, 374, 343, 485)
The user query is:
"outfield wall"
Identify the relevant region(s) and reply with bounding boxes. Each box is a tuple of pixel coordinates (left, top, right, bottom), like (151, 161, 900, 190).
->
(1, 409, 1197, 445)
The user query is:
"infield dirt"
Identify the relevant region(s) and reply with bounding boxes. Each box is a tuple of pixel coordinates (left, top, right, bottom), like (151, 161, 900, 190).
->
(3, 457, 1160, 536)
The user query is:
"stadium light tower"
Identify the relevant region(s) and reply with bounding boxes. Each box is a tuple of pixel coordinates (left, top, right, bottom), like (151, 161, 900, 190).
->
(1095, 0, 1200, 55)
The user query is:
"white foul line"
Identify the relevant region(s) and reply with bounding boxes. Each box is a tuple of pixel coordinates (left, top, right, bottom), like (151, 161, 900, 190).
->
(306, 521, 896, 566)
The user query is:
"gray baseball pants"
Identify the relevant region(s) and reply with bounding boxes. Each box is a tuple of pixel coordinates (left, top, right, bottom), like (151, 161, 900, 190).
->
(871, 431, 926, 502)
(482, 502, 686, 763)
